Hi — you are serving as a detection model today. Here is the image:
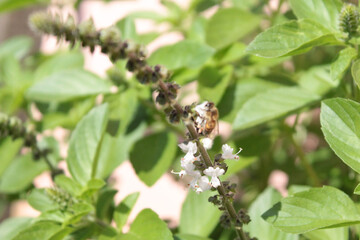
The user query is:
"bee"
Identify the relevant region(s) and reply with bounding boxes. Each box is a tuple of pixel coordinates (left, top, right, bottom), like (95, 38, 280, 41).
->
(194, 101, 219, 139)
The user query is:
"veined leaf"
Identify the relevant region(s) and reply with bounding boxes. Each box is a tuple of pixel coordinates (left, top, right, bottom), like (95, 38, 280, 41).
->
(233, 87, 319, 130)
(246, 19, 341, 58)
(320, 98, 360, 174)
(352, 59, 360, 90)
(67, 104, 109, 185)
(114, 192, 140, 232)
(245, 188, 298, 240)
(263, 186, 360, 233)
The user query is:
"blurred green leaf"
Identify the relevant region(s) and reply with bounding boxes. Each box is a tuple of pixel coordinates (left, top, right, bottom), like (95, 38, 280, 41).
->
(116, 17, 138, 41)
(27, 69, 111, 102)
(96, 188, 117, 222)
(34, 51, 84, 81)
(54, 175, 82, 196)
(114, 192, 140, 232)
(0, 36, 33, 59)
(246, 19, 341, 58)
(28, 188, 57, 212)
(198, 65, 233, 104)
(298, 65, 337, 95)
(0, 137, 22, 176)
(206, 7, 260, 49)
(304, 227, 348, 240)
(0, 154, 47, 193)
(213, 42, 247, 65)
(119, 208, 172, 240)
(245, 188, 299, 240)
(289, 0, 342, 30)
(352, 59, 360, 90)
(137, 32, 159, 45)
(180, 190, 221, 237)
(67, 104, 109, 185)
(130, 131, 177, 186)
(218, 78, 281, 122)
(13, 221, 62, 240)
(321, 98, 360, 174)
(0, 217, 32, 240)
(148, 40, 214, 70)
(233, 87, 319, 130)
(174, 234, 211, 240)
(263, 186, 360, 233)
(187, 16, 207, 43)
(331, 47, 357, 82)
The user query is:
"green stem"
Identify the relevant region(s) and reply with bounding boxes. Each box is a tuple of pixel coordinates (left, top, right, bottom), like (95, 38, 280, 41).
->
(289, 134, 321, 187)
(158, 82, 248, 240)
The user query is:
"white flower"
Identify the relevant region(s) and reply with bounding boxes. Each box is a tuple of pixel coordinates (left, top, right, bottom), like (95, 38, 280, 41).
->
(221, 144, 242, 160)
(171, 169, 186, 178)
(194, 101, 208, 117)
(196, 176, 211, 193)
(181, 152, 197, 172)
(202, 138, 213, 150)
(204, 167, 225, 188)
(178, 141, 197, 154)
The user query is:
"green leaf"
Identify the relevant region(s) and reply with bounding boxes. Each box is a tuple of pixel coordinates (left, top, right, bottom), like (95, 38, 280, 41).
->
(67, 104, 109, 185)
(289, 0, 342, 30)
(54, 175, 82, 196)
(174, 234, 211, 240)
(0, 36, 33, 59)
(116, 17, 138, 41)
(96, 123, 146, 180)
(0, 137, 22, 176)
(303, 227, 348, 240)
(320, 98, 360, 174)
(206, 7, 260, 49)
(332, 47, 357, 82)
(180, 190, 221, 237)
(13, 221, 62, 240)
(148, 40, 215, 70)
(354, 183, 360, 195)
(96, 188, 117, 222)
(245, 188, 299, 240)
(34, 51, 84, 81)
(352, 59, 360, 89)
(114, 192, 140, 232)
(298, 65, 338, 95)
(198, 65, 233, 105)
(129, 131, 177, 186)
(0, 217, 32, 240)
(120, 209, 172, 240)
(64, 203, 94, 225)
(0, 154, 47, 193)
(233, 87, 319, 130)
(246, 19, 341, 58)
(28, 189, 57, 212)
(263, 186, 360, 233)
(26, 69, 111, 102)
(218, 77, 281, 122)
(213, 42, 247, 65)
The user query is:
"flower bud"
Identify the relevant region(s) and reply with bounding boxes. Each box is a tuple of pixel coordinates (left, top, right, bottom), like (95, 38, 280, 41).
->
(339, 4, 359, 38)
(29, 12, 54, 34)
(155, 91, 166, 105)
(169, 109, 180, 124)
(100, 26, 121, 45)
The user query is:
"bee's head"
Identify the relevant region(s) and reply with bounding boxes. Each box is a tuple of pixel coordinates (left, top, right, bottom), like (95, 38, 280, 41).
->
(205, 102, 214, 109)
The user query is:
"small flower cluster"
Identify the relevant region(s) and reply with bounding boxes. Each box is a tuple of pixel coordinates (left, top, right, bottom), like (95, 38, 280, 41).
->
(172, 141, 242, 194)
(0, 113, 48, 160)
